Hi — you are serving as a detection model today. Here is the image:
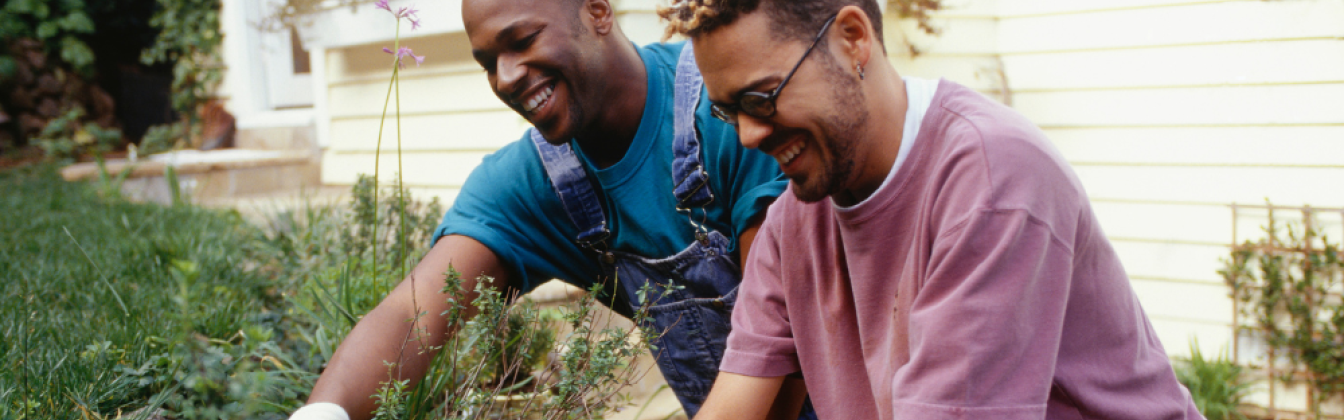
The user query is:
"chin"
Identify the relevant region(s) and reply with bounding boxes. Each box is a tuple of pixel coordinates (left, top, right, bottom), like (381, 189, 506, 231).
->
(533, 120, 574, 145)
(535, 105, 585, 146)
(789, 179, 830, 203)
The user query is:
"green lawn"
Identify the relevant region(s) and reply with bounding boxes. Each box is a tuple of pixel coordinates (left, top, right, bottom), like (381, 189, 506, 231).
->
(0, 167, 679, 420)
(0, 167, 316, 419)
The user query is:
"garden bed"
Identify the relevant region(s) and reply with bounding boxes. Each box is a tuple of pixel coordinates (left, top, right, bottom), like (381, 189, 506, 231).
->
(1, 167, 665, 420)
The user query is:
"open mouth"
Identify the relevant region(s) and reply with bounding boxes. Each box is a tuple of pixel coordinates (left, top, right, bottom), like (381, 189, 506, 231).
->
(520, 82, 556, 116)
(774, 142, 805, 167)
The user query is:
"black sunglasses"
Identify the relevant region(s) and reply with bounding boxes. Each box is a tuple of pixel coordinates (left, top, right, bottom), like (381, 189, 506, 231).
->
(710, 14, 839, 126)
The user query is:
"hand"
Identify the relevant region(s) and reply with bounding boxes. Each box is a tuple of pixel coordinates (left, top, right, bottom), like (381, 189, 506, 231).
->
(289, 402, 350, 420)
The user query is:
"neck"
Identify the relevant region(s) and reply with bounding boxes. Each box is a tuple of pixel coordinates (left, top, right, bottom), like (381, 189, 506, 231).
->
(574, 40, 647, 169)
(834, 64, 907, 207)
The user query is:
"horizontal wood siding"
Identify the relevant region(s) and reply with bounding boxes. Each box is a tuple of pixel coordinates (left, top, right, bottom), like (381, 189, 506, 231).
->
(990, 0, 1344, 411)
(320, 4, 668, 198)
(314, 3, 1344, 410)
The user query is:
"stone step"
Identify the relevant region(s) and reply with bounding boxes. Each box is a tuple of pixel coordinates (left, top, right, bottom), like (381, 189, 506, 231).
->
(235, 125, 316, 152)
(60, 149, 320, 205)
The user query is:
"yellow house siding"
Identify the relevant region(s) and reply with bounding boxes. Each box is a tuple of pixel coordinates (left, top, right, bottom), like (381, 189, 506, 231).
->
(319, 29, 529, 200)
(319, 3, 670, 199)
(997, 0, 1344, 52)
(882, 0, 1344, 378)
(987, 1, 1343, 411)
(885, 1, 1005, 97)
(989, 0, 1344, 386)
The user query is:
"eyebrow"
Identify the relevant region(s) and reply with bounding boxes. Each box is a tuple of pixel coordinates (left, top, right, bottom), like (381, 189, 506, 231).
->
(470, 21, 541, 63)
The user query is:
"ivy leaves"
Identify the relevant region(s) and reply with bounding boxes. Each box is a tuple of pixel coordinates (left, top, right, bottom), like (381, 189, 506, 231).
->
(141, 0, 224, 133)
(0, 0, 98, 76)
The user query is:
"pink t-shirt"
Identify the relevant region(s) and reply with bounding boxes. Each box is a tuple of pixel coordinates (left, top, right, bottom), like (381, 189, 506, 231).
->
(723, 80, 1204, 419)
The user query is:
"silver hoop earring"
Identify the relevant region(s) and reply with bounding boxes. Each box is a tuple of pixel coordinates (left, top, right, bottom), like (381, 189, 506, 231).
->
(856, 63, 865, 80)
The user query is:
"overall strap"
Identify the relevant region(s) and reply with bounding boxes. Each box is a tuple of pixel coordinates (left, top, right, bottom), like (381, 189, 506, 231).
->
(529, 129, 610, 249)
(671, 42, 714, 210)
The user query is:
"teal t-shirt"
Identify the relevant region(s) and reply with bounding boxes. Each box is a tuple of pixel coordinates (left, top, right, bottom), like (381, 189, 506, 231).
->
(433, 41, 786, 293)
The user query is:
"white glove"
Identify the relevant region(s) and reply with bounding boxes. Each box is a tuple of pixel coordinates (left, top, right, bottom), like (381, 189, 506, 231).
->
(289, 402, 351, 420)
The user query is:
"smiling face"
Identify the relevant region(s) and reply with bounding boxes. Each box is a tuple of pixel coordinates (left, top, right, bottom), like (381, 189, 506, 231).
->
(695, 10, 870, 203)
(463, 0, 605, 144)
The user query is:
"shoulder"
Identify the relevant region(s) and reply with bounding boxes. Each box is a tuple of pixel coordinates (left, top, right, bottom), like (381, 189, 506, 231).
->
(637, 41, 685, 76)
(638, 41, 685, 62)
(472, 133, 540, 177)
(929, 81, 1083, 202)
(460, 132, 550, 203)
(921, 81, 1086, 233)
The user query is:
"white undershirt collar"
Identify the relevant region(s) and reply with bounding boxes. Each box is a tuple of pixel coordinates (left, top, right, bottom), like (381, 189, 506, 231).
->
(834, 77, 939, 211)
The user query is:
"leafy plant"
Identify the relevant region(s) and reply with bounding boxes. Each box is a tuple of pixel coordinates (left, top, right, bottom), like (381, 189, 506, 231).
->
(352, 270, 664, 420)
(1222, 205, 1344, 416)
(1174, 339, 1252, 420)
(140, 121, 188, 156)
(0, 0, 98, 75)
(141, 0, 224, 143)
(345, 174, 443, 271)
(33, 106, 121, 161)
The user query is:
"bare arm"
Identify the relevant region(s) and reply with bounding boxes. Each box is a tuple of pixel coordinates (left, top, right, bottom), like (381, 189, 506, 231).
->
(306, 235, 511, 420)
(695, 372, 785, 420)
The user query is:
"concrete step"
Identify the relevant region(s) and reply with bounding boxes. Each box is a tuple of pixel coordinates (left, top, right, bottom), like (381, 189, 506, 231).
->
(60, 149, 321, 205)
(235, 125, 316, 152)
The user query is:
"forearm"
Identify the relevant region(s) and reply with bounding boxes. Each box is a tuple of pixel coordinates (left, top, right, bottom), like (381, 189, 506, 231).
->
(766, 377, 808, 420)
(306, 285, 446, 419)
(695, 372, 784, 420)
(305, 236, 509, 420)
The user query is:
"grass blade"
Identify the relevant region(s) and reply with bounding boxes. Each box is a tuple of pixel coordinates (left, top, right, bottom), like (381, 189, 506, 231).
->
(62, 226, 129, 317)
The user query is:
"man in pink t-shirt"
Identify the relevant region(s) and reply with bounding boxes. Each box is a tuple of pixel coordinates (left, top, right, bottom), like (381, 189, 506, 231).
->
(659, 0, 1207, 419)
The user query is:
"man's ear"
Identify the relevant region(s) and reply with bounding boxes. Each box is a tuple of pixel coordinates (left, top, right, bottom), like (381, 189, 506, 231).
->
(586, 0, 615, 35)
(832, 5, 874, 73)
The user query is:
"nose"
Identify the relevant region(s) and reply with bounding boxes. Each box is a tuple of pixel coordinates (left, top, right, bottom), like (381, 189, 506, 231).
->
(495, 54, 527, 101)
(735, 114, 774, 151)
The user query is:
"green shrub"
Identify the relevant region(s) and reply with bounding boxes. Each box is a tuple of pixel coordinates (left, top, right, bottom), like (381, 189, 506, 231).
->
(1175, 339, 1252, 420)
(0, 0, 98, 76)
(139, 122, 188, 156)
(284, 175, 660, 420)
(33, 106, 121, 162)
(141, 0, 224, 137)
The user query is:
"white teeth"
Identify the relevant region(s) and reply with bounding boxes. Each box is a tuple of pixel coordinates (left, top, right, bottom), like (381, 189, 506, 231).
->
(774, 143, 804, 166)
(522, 85, 554, 113)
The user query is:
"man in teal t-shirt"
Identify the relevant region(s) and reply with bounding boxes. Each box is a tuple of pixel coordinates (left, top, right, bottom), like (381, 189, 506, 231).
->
(434, 41, 782, 296)
(291, 0, 804, 419)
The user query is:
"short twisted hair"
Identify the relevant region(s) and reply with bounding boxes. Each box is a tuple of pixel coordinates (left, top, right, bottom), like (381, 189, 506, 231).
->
(659, 0, 884, 50)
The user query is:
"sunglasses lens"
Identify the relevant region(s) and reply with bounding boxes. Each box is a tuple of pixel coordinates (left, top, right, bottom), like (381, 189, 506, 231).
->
(711, 104, 736, 125)
(740, 95, 774, 119)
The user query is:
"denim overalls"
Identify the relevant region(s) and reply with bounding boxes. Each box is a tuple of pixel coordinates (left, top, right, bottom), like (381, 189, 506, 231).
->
(529, 44, 815, 419)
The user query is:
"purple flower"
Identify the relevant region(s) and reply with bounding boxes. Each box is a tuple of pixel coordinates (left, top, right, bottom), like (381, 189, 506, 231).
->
(375, 1, 421, 29)
(383, 45, 425, 68)
(401, 47, 424, 67)
(394, 5, 419, 19)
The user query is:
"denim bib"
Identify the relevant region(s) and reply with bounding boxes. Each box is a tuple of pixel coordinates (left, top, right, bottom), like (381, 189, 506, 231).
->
(530, 43, 816, 419)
